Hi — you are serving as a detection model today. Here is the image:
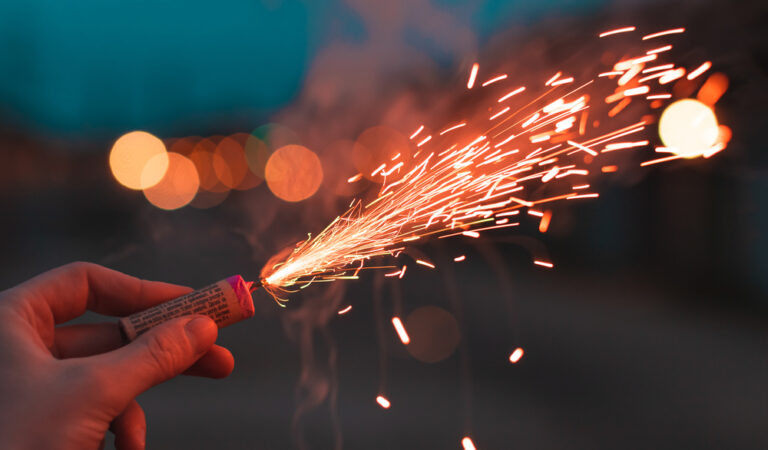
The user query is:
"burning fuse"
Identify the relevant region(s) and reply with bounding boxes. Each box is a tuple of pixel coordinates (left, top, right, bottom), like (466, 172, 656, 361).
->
(119, 275, 258, 341)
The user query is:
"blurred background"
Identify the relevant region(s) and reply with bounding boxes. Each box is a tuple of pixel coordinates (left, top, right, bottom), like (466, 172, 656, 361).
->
(0, 0, 766, 448)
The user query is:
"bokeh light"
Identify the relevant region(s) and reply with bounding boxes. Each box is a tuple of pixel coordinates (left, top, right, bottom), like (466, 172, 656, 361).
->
(659, 99, 719, 158)
(265, 145, 324, 202)
(404, 306, 460, 363)
(213, 134, 250, 190)
(109, 131, 168, 190)
(189, 138, 229, 193)
(245, 124, 301, 178)
(142, 152, 200, 210)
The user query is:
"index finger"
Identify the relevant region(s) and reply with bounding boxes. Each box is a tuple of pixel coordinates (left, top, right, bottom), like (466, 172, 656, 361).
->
(5, 262, 192, 324)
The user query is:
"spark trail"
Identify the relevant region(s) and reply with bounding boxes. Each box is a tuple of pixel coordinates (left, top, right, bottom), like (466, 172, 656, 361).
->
(260, 27, 728, 302)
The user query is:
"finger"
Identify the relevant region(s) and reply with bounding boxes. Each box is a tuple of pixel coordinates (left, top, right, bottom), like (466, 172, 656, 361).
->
(183, 345, 234, 378)
(111, 400, 146, 450)
(55, 323, 233, 378)
(8, 262, 191, 325)
(88, 315, 218, 404)
(53, 323, 123, 358)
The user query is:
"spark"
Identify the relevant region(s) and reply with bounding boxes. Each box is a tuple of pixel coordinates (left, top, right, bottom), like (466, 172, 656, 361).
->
(551, 77, 575, 86)
(440, 122, 467, 135)
(642, 63, 674, 73)
(647, 45, 672, 54)
(462, 437, 477, 450)
(258, 29, 728, 302)
(454, 255, 466, 262)
(687, 61, 712, 80)
(416, 259, 435, 269)
(568, 193, 600, 199)
(490, 107, 511, 120)
(337, 305, 352, 315)
(660, 68, 686, 84)
(599, 26, 636, 38)
(498, 86, 526, 102)
(640, 154, 683, 166)
(545, 71, 562, 86)
(392, 317, 410, 344)
(509, 347, 525, 363)
(642, 28, 685, 40)
(376, 396, 391, 409)
(624, 86, 650, 96)
(603, 140, 649, 152)
(467, 63, 479, 89)
(538, 211, 552, 233)
(482, 74, 508, 86)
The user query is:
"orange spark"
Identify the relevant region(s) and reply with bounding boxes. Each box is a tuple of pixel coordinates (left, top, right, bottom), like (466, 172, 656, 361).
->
(347, 173, 363, 183)
(545, 71, 562, 86)
(534, 260, 553, 268)
(687, 61, 712, 80)
(601, 165, 618, 173)
(416, 259, 435, 269)
(482, 74, 508, 86)
(462, 437, 477, 450)
(440, 122, 467, 135)
(498, 86, 525, 102)
(509, 347, 525, 363)
(599, 26, 636, 38)
(642, 28, 685, 40)
(538, 211, 552, 232)
(410, 125, 424, 139)
(376, 396, 391, 409)
(647, 45, 672, 54)
(467, 63, 479, 89)
(551, 77, 574, 86)
(454, 255, 466, 262)
(392, 317, 410, 344)
(337, 305, 352, 315)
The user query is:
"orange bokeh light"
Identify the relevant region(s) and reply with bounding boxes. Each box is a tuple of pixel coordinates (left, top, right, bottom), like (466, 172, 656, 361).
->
(143, 152, 200, 210)
(265, 145, 324, 202)
(189, 138, 229, 193)
(213, 134, 250, 190)
(109, 131, 168, 190)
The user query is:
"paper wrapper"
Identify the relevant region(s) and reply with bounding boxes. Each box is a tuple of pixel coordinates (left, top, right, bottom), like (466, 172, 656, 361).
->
(119, 275, 255, 341)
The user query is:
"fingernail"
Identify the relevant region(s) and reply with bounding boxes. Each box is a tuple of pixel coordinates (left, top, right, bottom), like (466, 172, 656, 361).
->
(184, 316, 217, 352)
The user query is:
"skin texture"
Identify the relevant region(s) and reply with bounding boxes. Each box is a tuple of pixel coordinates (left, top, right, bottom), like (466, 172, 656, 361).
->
(0, 262, 235, 449)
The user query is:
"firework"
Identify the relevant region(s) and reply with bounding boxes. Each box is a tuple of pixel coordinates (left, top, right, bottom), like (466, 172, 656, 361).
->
(259, 27, 728, 304)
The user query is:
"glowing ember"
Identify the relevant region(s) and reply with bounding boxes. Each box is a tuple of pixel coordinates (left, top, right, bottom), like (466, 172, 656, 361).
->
(392, 317, 410, 345)
(454, 255, 466, 262)
(467, 63, 479, 89)
(337, 305, 352, 315)
(509, 347, 524, 363)
(258, 27, 728, 303)
(376, 395, 391, 409)
(462, 437, 477, 450)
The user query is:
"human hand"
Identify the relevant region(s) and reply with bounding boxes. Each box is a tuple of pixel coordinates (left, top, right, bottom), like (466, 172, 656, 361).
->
(0, 262, 235, 449)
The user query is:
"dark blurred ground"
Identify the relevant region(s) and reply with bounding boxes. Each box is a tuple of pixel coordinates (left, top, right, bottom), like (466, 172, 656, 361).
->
(0, 0, 767, 449)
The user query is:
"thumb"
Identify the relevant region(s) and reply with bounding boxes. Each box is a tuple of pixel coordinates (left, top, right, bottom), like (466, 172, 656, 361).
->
(92, 315, 218, 404)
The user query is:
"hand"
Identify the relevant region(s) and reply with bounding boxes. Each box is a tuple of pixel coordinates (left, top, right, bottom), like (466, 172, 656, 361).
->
(0, 262, 235, 449)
